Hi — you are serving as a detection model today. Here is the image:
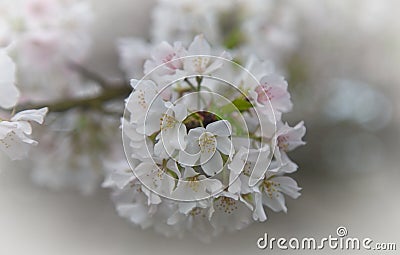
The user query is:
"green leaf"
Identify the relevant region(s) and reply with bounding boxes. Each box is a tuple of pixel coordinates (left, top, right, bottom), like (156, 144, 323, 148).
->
(219, 98, 253, 114)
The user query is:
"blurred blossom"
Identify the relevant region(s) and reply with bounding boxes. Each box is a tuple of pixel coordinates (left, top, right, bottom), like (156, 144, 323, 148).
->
(29, 110, 122, 195)
(117, 38, 151, 79)
(0, 0, 94, 102)
(323, 79, 392, 131)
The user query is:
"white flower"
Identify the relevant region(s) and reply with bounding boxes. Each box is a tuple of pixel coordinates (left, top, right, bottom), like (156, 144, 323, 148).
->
(179, 120, 233, 176)
(126, 79, 160, 124)
(183, 34, 231, 75)
(251, 74, 293, 122)
(276, 121, 306, 152)
(0, 107, 48, 160)
(0, 50, 19, 109)
(274, 121, 306, 165)
(144, 41, 186, 76)
(154, 103, 188, 158)
(171, 167, 223, 201)
(229, 145, 272, 188)
(255, 170, 301, 215)
(134, 159, 181, 200)
(166, 202, 215, 242)
(209, 192, 254, 233)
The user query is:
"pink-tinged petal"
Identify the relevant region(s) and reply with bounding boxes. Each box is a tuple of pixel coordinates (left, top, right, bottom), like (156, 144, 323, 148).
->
(277, 121, 306, 152)
(256, 75, 293, 113)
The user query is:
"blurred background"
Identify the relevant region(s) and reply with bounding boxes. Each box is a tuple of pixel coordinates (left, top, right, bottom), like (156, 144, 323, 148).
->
(0, 0, 399, 254)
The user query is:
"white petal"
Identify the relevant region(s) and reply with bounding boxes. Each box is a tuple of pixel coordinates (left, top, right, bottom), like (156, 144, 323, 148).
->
(0, 51, 19, 109)
(216, 136, 233, 155)
(0, 122, 16, 139)
(170, 124, 187, 151)
(253, 192, 267, 221)
(178, 150, 200, 166)
(274, 176, 302, 199)
(206, 120, 232, 137)
(201, 152, 223, 176)
(263, 192, 287, 213)
(11, 107, 48, 124)
(166, 160, 182, 179)
(173, 104, 187, 122)
(204, 51, 232, 74)
(0, 130, 33, 160)
(188, 127, 205, 140)
(228, 175, 241, 194)
(178, 202, 197, 214)
(183, 167, 198, 179)
(187, 34, 211, 55)
(228, 147, 247, 175)
(248, 148, 271, 186)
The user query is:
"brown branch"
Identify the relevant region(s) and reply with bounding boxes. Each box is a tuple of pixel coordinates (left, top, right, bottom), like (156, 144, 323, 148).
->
(17, 85, 131, 113)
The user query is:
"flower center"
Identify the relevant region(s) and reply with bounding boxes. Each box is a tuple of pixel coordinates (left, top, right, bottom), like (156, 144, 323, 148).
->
(137, 89, 147, 109)
(215, 197, 238, 214)
(187, 176, 200, 192)
(256, 85, 274, 103)
(160, 113, 177, 131)
(192, 56, 209, 73)
(199, 132, 216, 154)
(263, 180, 280, 198)
(189, 207, 204, 217)
(277, 135, 289, 151)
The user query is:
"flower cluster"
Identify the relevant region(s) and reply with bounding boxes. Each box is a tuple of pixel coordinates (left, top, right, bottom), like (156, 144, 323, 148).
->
(0, 50, 47, 160)
(0, 0, 115, 193)
(0, 0, 93, 102)
(117, 0, 299, 81)
(104, 35, 306, 240)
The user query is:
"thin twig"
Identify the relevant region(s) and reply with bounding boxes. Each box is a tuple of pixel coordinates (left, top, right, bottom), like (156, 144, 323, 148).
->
(69, 62, 111, 89)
